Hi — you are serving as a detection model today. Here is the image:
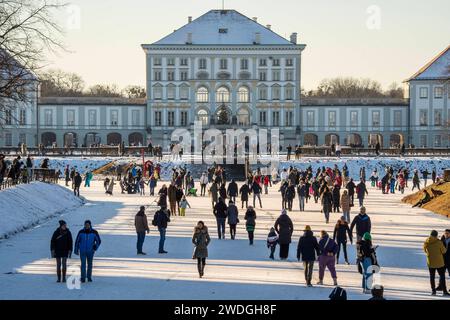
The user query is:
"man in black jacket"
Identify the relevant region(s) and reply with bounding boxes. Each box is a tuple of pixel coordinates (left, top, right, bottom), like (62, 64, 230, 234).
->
(73, 172, 82, 197)
(213, 198, 228, 239)
(350, 207, 372, 242)
(227, 179, 238, 203)
(154, 206, 171, 254)
(297, 225, 320, 287)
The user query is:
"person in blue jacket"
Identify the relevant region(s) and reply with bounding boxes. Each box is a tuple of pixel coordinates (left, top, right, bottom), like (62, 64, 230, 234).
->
(74, 220, 101, 283)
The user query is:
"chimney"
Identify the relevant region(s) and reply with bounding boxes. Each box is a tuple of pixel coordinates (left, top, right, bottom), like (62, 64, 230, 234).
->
(188, 16, 192, 23)
(266, 24, 272, 30)
(252, 17, 258, 22)
(290, 32, 298, 44)
(186, 32, 193, 44)
(254, 32, 261, 45)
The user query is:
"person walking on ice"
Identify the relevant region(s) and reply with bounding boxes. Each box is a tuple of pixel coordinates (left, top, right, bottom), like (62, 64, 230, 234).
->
(135, 206, 150, 255)
(423, 230, 449, 296)
(192, 221, 211, 278)
(74, 220, 101, 283)
(50, 220, 73, 283)
(357, 232, 378, 294)
(179, 195, 191, 217)
(317, 230, 338, 286)
(297, 226, 320, 287)
(267, 227, 279, 260)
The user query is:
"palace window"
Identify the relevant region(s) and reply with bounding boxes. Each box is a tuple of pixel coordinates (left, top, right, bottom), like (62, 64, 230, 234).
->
(196, 87, 209, 102)
(167, 58, 175, 66)
(153, 58, 162, 66)
(372, 111, 380, 128)
(259, 71, 267, 81)
(154, 71, 162, 81)
(394, 110, 402, 127)
(132, 110, 140, 127)
(419, 87, 428, 99)
(241, 59, 249, 70)
(5, 133, 12, 146)
(220, 59, 228, 70)
(259, 111, 267, 126)
(180, 85, 189, 100)
(272, 59, 280, 67)
(350, 111, 358, 127)
(180, 58, 188, 66)
(285, 70, 294, 81)
(286, 58, 293, 67)
(110, 110, 118, 126)
(19, 109, 26, 125)
(237, 108, 250, 126)
(67, 110, 75, 126)
(168, 111, 175, 126)
(419, 110, 428, 126)
(306, 111, 315, 127)
(5, 110, 12, 125)
(154, 111, 162, 126)
(199, 58, 207, 70)
(285, 111, 293, 126)
(167, 85, 176, 100)
(272, 111, 280, 126)
(216, 87, 230, 103)
(259, 86, 267, 100)
(272, 86, 281, 100)
(328, 111, 336, 128)
(88, 110, 97, 127)
(167, 71, 175, 81)
(272, 71, 280, 81)
(180, 111, 188, 126)
(238, 87, 250, 103)
(434, 87, 443, 99)
(153, 86, 163, 100)
(434, 110, 442, 126)
(259, 59, 267, 67)
(285, 86, 294, 100)
(197, 110, 208, 126)
(180, 71, 188, 81)
(44, 109, 53, 126)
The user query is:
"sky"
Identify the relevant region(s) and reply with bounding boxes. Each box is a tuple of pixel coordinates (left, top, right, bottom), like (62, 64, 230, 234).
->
(48, 0, 450, 91)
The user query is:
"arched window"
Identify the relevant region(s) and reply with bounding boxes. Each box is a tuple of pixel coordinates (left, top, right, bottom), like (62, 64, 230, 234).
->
(216, 86, 230, 103)
(197, 109, 209, 126)
(238, 87, 250, 103)
(237, 108, 250, 126)
(196, 87, 209, 103)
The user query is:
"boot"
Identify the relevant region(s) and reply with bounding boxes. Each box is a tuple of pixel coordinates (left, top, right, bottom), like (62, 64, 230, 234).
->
(62, 268, 67, 283)
(317, 280, 323, 285)
(201, 263, 206, 277)
(197, 264, 202, 278)
(57, 269, 61, 283)
(333, 278, 338, 286)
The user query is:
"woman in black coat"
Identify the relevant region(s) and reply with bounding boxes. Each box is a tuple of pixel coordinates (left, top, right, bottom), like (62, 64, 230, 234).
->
(297, 226, 320, 287)
(333, 217, 353, 264)
(50, 220, 73, 283)
(274, 210, 294, 260)
(239, 183, 250, 209)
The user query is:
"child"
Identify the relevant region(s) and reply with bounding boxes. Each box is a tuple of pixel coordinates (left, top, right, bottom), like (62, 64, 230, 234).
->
(267, 227, 279, 260)
(148, 175, 157, 196)
(139, 178, 145, 196)
(390, 176, 396, 194)
(179, 196, 191, 217)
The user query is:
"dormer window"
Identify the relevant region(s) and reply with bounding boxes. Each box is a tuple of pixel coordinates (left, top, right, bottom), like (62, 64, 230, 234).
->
(219, 28, 228, 34)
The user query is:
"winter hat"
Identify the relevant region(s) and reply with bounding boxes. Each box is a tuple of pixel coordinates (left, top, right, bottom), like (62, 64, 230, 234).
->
(304, 225, 311, 232)
(59, 220, 67, 227)
(430, 230, 438, 237)
(140, 206, 145, 211)
(363, 232, 372, 241)
(84, 220, 92, 226)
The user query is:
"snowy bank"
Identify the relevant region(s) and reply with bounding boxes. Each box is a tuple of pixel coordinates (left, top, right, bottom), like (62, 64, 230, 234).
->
(0, 182, 84, 239)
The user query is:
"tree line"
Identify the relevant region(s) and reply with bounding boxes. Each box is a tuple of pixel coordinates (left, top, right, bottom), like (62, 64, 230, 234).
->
(41, 69, 405, 99)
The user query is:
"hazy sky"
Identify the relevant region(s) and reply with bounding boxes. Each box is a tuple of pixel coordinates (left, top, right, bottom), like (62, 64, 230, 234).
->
(49, 0, 450, 91)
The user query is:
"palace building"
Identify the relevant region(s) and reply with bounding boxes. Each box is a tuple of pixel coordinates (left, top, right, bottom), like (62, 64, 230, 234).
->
(0, 10, 449, 149)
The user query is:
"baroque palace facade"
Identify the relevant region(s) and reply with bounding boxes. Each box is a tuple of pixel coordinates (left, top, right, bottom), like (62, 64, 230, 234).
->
(0, 10, 449, 149)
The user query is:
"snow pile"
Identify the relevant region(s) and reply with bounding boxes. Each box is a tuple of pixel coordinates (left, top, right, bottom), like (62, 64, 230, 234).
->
(279, 157, 450, 179)
(0, 182, 84, 239)
(34, 157, 112, 176)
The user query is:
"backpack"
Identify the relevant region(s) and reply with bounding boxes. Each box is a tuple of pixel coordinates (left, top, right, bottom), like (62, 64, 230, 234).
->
(152, 212, 159, 226)
(329, 286, 347, 300)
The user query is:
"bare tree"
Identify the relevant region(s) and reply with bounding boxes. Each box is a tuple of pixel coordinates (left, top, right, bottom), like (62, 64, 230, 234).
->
(87, 84, 122, 98)
(0, 0, 65, 125)
(40, 69, 85, 97)
(313, 77, 384, 98)
(123, 85, 146, 99)
(386, 82, 404, 98)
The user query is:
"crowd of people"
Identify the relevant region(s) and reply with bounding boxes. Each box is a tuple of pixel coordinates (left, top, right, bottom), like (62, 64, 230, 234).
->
(41, 160, 449, 299)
